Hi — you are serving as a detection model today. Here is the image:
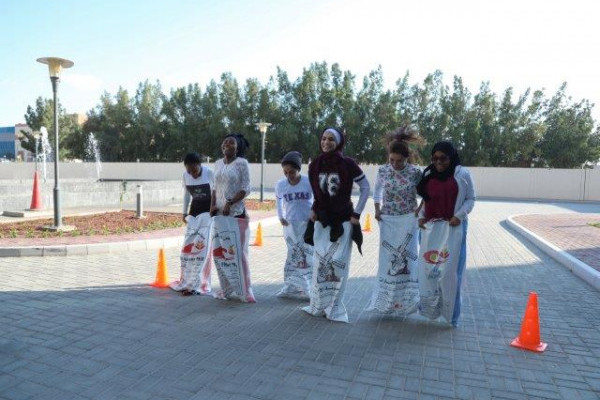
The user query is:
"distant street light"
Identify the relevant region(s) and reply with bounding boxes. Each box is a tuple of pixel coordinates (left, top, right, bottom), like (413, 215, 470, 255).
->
(37, 57, 74, 230)
(255, 121, 272, 202)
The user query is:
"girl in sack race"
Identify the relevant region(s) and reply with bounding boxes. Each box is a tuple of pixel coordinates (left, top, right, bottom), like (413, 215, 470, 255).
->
(275, 151, 314, 299)
(210, 133, 256, 303)
(369, 126, 425, 316)
(416, 141, 475, 327)
(302, 128, 370, 323)
(170, 152, 215, 296)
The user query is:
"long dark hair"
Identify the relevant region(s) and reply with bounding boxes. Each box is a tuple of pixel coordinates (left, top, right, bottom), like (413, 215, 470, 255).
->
(416, 141, 461, 201)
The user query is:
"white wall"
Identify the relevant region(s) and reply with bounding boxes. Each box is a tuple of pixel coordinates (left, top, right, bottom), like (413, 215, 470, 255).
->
(0, 162, 599, 201)
(585, 168, 600, 201)
(468, 167, 588, 201)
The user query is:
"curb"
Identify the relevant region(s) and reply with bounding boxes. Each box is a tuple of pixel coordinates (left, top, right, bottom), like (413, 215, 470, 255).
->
(0, 216, 280, 258)
(506, 215, 600, 291)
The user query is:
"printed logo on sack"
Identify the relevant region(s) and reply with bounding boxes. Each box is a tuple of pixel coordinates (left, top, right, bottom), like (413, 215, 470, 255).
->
(213, 245, 235, 260)
(423, 249, 449, 265)
(182, 239, 206, 254)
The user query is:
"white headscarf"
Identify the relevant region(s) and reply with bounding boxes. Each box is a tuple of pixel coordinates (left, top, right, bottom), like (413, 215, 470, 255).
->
(323, 128, 341, 145)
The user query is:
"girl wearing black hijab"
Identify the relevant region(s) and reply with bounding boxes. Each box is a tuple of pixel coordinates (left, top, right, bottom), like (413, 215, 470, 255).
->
(416, 141, 475, 326)
(302, 128, 370, 322)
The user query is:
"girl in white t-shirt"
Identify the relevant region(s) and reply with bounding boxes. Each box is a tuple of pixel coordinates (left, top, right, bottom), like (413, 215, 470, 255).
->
(171, 153, 215, 296)
(182, 153, 214, 220)
(275, 151, 314, 298)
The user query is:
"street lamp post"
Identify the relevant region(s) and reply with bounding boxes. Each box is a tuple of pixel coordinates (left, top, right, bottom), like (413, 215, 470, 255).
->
(255, 122, 272, 202)
(37, 57, 74, 229)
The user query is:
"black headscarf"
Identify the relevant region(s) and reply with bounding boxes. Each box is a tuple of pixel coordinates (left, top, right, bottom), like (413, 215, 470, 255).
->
(224, 133, 250, 158)
(416, 141, 461, 201)
(308, 128, 354, 222)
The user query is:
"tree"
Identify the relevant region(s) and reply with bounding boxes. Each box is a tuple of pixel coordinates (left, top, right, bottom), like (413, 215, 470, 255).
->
(440, 76, 471, 152)
(161, 83, 206, 162)
(84, 88, 134, 162)
(21, 97, 82, 160)
(349, 66, 398, 163)
(539, 84, 599, 168)
(413, 70, 447, 161)
(466, 82, 498, 166)
(199, 79, 226, 162)
(24, 62, 598, 167)
(131, 80, 164, 161)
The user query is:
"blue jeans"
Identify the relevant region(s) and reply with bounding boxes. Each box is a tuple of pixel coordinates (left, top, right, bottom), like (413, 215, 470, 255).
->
(451, 220, 468, 327)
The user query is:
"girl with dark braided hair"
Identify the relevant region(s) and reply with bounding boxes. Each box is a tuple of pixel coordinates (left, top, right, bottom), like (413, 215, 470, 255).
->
(211, 133, 251, 218)
(210, 133, 255, 303)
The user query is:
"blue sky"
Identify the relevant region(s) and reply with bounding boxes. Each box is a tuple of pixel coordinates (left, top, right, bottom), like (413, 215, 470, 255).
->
(2, 0, 599, 126)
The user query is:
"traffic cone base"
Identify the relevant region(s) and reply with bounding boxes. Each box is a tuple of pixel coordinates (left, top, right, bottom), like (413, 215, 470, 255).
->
(510, 292, 547, 353)
(252, 222, 263, 246)
(151, 248, 170, 288)
(510, 337, 547, 353)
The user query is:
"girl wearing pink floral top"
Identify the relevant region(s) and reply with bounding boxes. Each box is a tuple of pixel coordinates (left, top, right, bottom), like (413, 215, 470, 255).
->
(373, 126, 424, 220)
(368, 126, 424, 315)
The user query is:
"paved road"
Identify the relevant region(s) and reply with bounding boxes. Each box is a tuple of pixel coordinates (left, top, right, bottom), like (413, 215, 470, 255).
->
(1, 200, 599, 400)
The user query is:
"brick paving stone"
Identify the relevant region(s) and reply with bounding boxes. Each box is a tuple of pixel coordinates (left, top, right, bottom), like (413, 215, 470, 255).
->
(384, 388, 420, 399)
(1, 200, 600, 400)
(365, 385, 386, 399)
(513, 213, 600, 271)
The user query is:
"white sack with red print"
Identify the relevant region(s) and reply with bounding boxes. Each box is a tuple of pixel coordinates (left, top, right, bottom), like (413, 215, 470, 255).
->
(170, 213, 213, 294)
(418, 220, 462, 323)
(368, 214, 419, 315)
(211, 216, 256, 303)
(277, 221, 313, 299)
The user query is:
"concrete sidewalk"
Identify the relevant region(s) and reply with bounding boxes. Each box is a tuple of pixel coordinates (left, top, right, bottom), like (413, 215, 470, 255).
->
(1, 200, 600, 399)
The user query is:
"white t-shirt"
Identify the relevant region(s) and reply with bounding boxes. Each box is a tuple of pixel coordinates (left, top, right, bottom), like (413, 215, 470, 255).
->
(182, 166, 214, 216)
(275, 175, 313, 222)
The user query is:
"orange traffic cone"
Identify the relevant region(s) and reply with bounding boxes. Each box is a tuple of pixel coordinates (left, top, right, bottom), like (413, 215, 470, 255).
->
(511, 291, 547, 352)
(362, 213, 372, 232)
(28, 171, 43, 210)
(252, 222, 262, 246)
(151, 248, 170, 288)
(252, 222, 263, 246)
